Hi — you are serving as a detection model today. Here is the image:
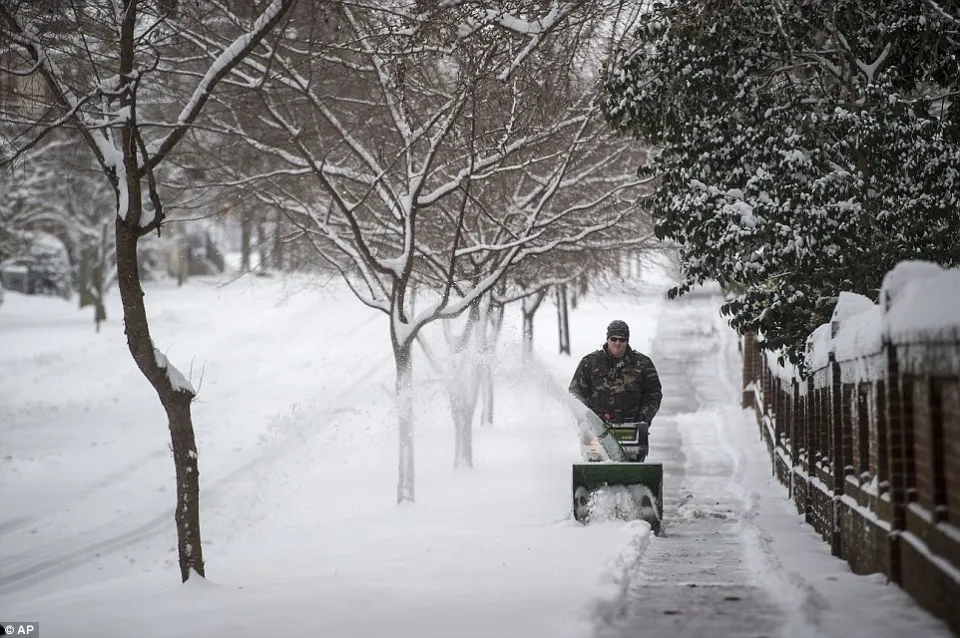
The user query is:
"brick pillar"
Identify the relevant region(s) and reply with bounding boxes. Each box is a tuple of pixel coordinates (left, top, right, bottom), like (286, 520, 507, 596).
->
(775, 377, 783, 447)
(830, 354, 843, 557)
(876, 379, 890, 494)
(790, 379, 807, 511)
(742, 332, 760, 409)
(929, 379, 948, 523)
(885, 342, 905, 585)
(763, 365, 773, 417)
(791, 380, 801, 464)
(790, 382, 797, 452)
(903, 378, 918, 506)
(940, 375, 960, 524)
(842, 383, 855, 479)
(856, 384, 870, 478)
(806, 376, 817, 527)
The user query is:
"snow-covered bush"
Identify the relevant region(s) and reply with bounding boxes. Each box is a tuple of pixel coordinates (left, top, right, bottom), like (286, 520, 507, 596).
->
(0, 230, 72, 299)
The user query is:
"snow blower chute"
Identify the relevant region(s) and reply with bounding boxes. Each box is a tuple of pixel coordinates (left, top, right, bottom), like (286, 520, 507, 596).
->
(572, 412, 663, 534)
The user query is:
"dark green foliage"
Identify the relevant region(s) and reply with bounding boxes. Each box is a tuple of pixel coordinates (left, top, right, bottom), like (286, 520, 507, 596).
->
(602, 0, 960, 369)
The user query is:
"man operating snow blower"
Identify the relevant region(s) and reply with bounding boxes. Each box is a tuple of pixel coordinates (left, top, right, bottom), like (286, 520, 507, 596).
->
(567, 320, 664, 531)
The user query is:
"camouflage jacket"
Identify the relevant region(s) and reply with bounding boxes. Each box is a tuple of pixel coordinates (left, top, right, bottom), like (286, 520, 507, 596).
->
(568, 345, 662, 425)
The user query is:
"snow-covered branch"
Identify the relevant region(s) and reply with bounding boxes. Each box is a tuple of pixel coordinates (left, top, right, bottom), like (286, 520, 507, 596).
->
(142, 0, 296, 172)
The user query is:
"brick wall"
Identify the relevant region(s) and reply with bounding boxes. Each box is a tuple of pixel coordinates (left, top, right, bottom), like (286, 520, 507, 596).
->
(741, 333, 960, 634)
(944, 381, 960, 524)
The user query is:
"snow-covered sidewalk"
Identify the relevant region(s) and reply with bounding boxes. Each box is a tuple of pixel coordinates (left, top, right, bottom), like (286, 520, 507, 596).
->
(591, 291, 952, 638)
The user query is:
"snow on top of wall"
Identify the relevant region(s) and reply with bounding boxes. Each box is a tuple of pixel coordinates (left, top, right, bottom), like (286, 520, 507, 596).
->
(884, 265, 960, 344)
(879, 260, 946, 309)
(804, 322, 833, 371)
(832, 291, 875, 324)
(833, 304, 884, 362)
(791, 260, 960, 378)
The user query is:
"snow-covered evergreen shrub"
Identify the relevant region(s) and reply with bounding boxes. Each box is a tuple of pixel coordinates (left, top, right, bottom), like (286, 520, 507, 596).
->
(602, 0, 960, 367)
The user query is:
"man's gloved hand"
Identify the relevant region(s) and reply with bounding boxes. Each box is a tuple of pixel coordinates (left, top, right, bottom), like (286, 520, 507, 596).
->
(635, 422, 650, 462)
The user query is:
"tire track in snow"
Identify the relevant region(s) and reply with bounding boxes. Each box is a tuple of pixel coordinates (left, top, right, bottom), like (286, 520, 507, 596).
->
(0, 517, 34, 537)
(0, 352, 391, 596)
(2, 297, 386, 528)
(0, 302, 384, 573)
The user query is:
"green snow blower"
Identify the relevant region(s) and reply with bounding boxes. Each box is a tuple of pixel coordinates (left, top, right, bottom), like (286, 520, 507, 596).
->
(572, 413, 663, 534)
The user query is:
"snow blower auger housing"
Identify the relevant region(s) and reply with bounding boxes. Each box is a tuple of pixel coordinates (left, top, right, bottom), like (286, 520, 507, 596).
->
(573, 419, 663, 534)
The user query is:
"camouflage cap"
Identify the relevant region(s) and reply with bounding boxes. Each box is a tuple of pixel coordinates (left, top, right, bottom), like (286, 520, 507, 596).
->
(606, 319, 630, 339)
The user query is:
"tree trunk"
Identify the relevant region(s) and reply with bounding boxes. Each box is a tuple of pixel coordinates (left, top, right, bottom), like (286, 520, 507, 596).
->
(79, 222, 110, 332)
(257, 218, 268, 273)
(94, 299, 106, 333)
(93, 222, 108, 333)
(272, 210, 284, 271)
(240, 207, 253, 273)
(176, 229, 188, 286)
(522, 314, 534, 353)
(556, 283, 570, 355)
(79, 249, 97, 306)
(480, 301, 504, 427)
(452, 390, 474, 469)
(116, 219, 204, 582)
(166, 389, 203, 582)
(394, 337, 415, 503)
(480, 364, 494, 427)
(449, 301, 483, 467)
(521, 288, 547, 357)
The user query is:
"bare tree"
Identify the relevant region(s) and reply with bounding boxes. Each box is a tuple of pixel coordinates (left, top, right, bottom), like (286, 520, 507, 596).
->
(194, 2, 654, 485)
(0, 0, 297, 582)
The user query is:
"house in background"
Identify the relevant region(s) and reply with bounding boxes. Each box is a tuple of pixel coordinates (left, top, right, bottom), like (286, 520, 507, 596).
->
(163, 227, 226, 282)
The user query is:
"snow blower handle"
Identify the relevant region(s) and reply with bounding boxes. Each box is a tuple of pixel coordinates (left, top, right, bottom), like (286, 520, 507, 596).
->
(601, 421, 650, 462)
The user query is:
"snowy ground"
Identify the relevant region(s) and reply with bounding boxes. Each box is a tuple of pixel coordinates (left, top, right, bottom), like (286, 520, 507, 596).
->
(0, 268, 953, 637)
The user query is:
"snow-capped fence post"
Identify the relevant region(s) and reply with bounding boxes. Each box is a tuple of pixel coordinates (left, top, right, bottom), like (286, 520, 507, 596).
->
(762, 358, 773, 418)
(790, 379, 801, 500)
(927, 378, 950, 526)
(794, 377, 810, 516)
(740, 332, 761, 412)
(875, 377, 890, 513)
(829, 351, 844, 558)
(884, 336, 907, 585)
(805, 375, 816, 527)
(855, 384, 870, 487)
(773, 376, 782, 447)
